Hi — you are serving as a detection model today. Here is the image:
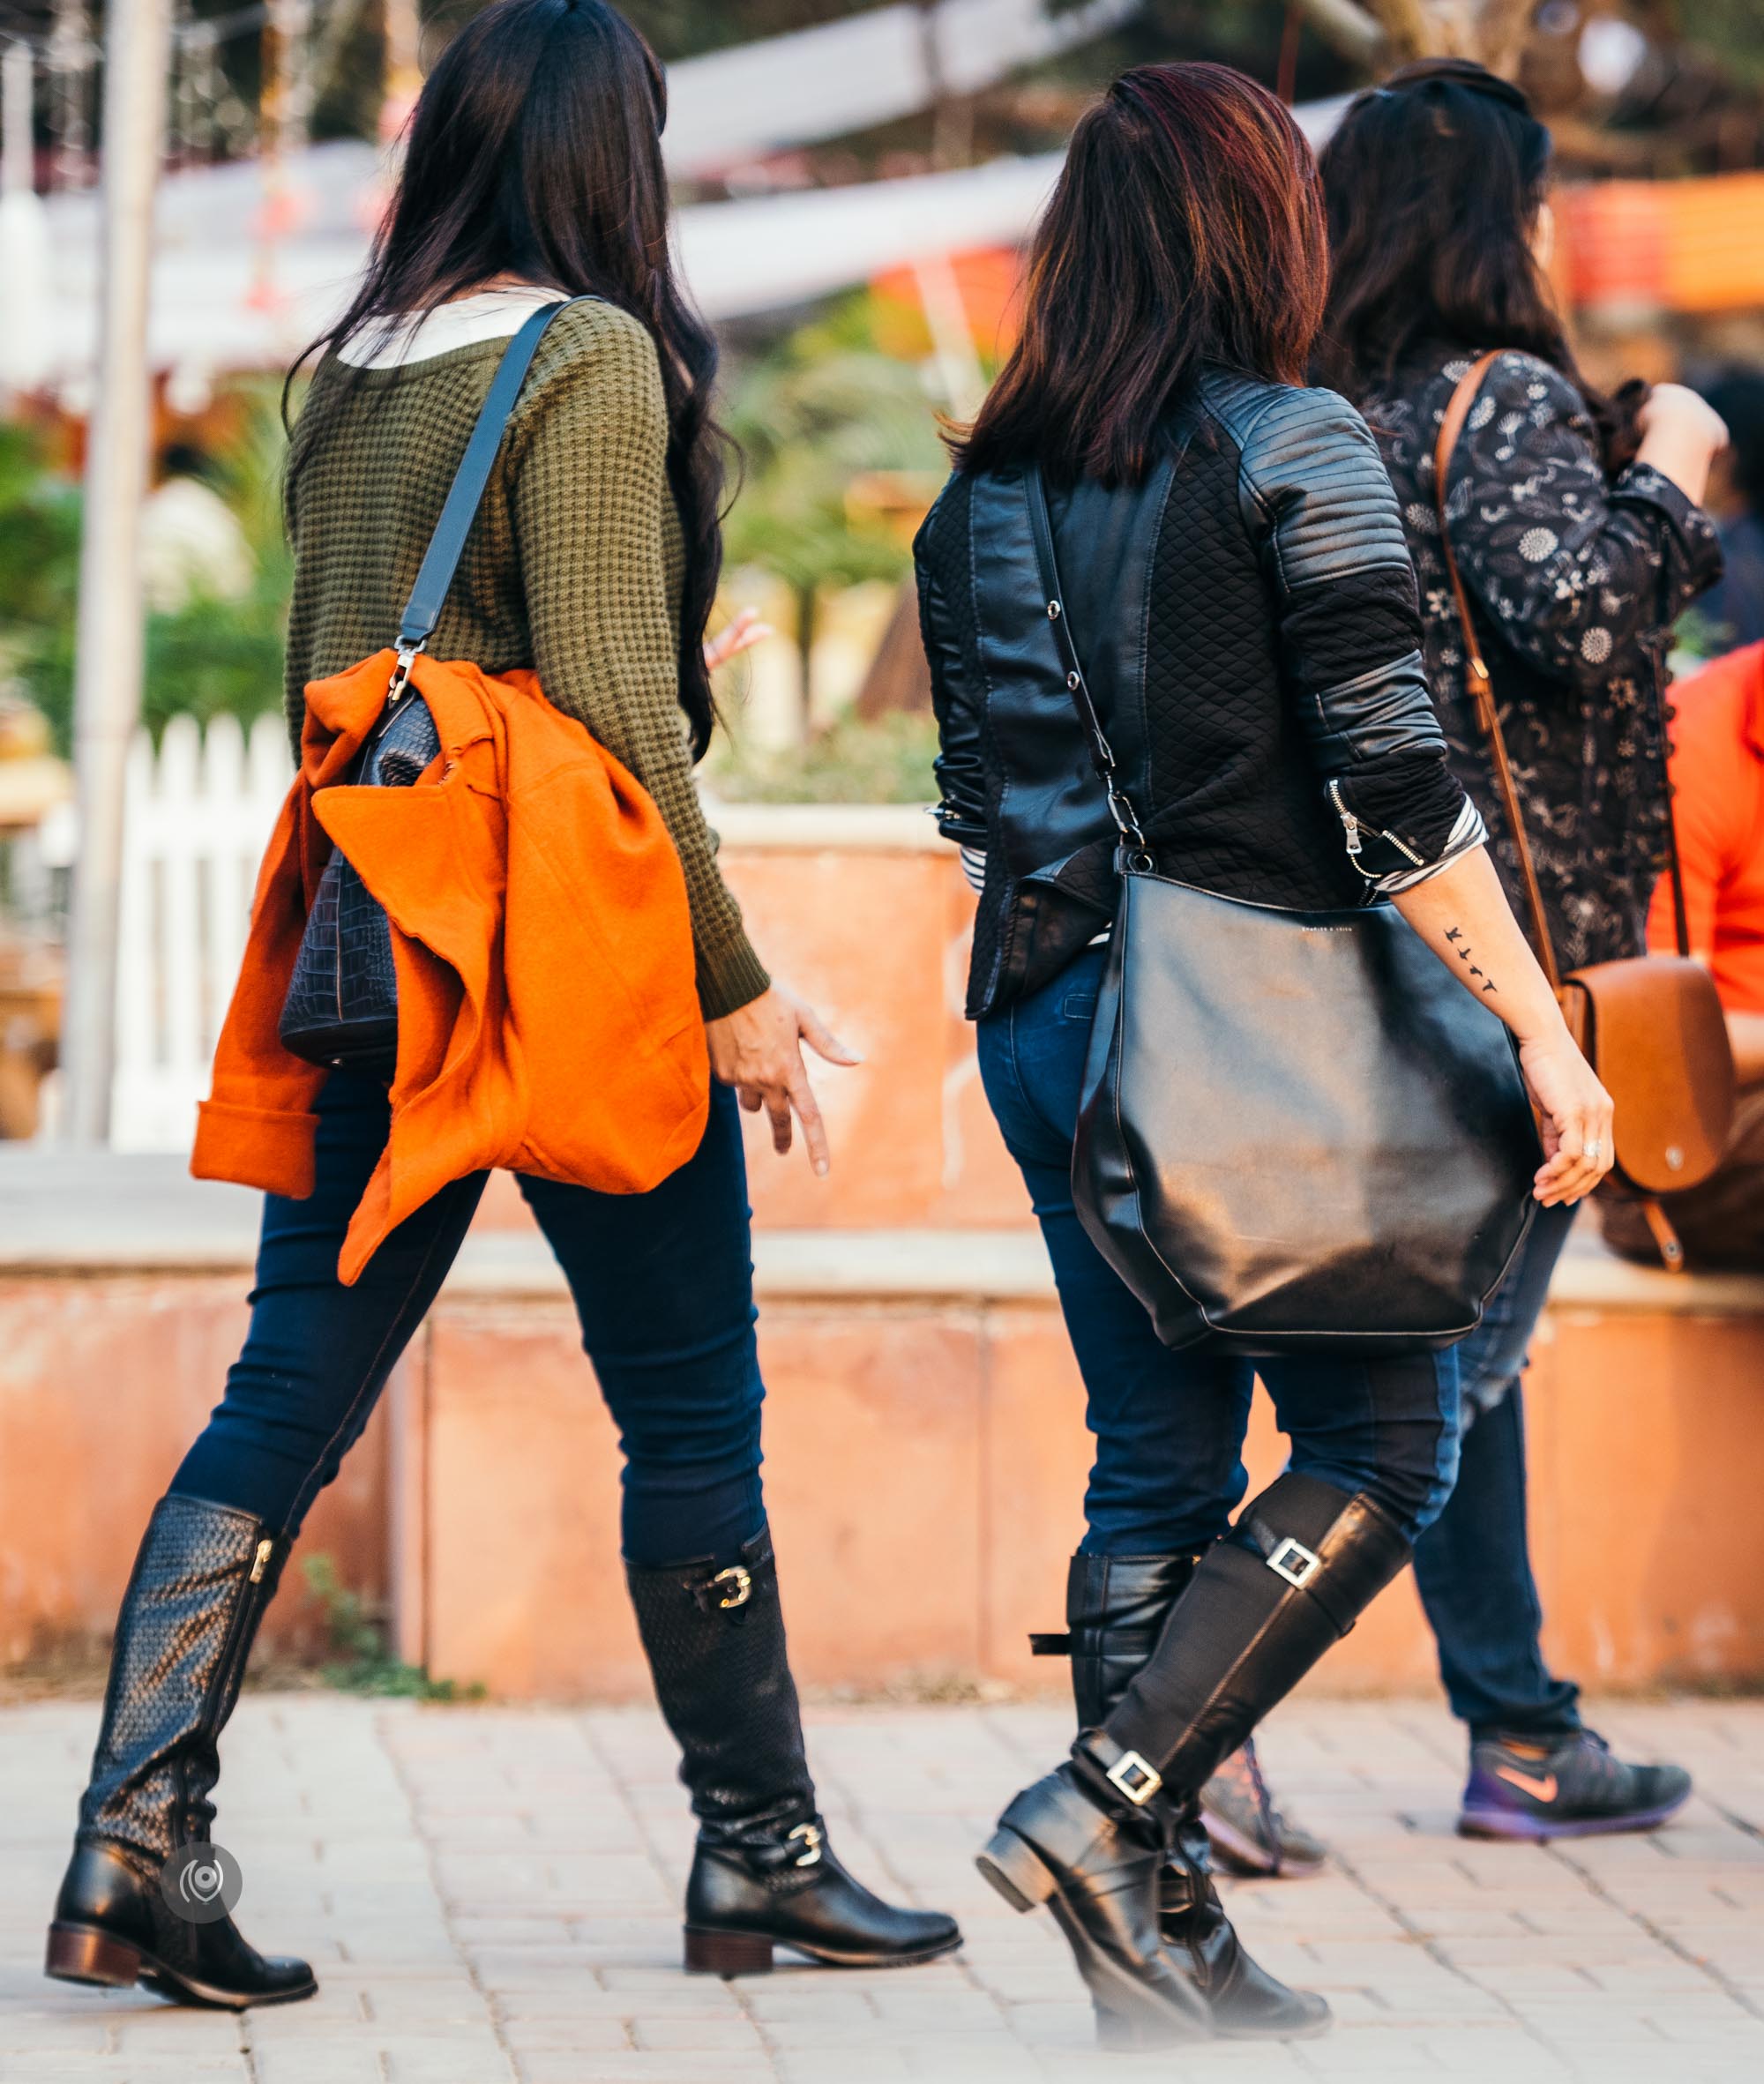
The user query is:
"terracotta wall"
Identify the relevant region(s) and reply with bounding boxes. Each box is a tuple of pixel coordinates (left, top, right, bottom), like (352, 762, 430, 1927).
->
(6, 1269, 1760, 1699)
(0, 1276, 386, 1668)
(4, 823, 1761, 1702)
(412, 1286, 1764, 1704)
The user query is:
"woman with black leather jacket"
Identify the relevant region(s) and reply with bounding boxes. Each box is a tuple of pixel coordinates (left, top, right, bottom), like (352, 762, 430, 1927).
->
(1302, 60, 1726, 1852)
(916, 60, 1613, 2051)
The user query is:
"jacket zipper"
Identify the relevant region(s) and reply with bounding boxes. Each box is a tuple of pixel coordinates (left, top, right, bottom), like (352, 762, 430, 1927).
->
(1328, 781, 1424, 872)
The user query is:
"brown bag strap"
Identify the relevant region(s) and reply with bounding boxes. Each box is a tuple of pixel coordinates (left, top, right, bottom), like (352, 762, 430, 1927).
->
(1641, 1199, 1687, 1274)
(1432, 352, 1563, 991)
(1431, 351, 1694, 972)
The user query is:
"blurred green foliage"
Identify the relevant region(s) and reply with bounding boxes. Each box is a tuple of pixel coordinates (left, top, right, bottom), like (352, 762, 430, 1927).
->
(301, 1553, 485, 1700)
(0, 426, 81, 744)
(722, 292, 949, 694)
(707, 709, 940, 803)
(0, 389, 294, 758)
(1691, 2, 1764, 86)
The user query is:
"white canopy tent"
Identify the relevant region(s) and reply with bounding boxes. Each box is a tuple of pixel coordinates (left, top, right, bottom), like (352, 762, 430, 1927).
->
(663, 0, 1142, 176)
(8, 0, 1161, 390)
(19, 88, 1349, 393)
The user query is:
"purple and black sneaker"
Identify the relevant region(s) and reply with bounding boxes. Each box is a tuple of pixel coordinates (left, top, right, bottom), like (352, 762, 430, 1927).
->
(1459, 1729, 1692, 1841)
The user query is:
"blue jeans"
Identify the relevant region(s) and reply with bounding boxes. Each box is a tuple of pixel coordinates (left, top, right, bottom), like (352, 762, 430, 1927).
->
(977, 947, 1461, 1555)
(1410, 1200, 1582, 1740)
(171, 1074, 766, 1567)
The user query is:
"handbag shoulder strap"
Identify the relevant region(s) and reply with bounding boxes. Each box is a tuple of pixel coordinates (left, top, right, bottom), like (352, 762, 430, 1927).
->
(1432, 351, 1564, 989)
(394, 295, 594, 659)
(1023, 463, 1151, 859)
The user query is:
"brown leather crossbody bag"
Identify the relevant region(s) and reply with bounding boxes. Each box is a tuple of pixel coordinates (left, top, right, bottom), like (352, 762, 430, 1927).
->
(1434, 353, 1737, 1269)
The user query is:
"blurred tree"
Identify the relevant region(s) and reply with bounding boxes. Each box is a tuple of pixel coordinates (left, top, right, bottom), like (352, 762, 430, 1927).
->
(0, 391, 292, 756)
(721, 295, 948, 738)
(1289, 0, 1529, 72)
(138, 387, 293, 748)
(0, 423, 80, 751)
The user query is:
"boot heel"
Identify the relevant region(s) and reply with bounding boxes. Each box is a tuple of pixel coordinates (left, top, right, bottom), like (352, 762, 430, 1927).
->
(684, 1925, 774, 1976)
(975, 1826, 1058, 1913)
(46, 1922, 143, 1989)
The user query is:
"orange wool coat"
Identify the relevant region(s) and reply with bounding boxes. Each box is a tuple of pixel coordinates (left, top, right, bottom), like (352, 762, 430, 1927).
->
(192, 650, 710, 1283)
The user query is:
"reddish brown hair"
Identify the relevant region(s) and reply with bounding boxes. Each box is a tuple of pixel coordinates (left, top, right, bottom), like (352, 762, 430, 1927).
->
(954, 62, 1328, 487)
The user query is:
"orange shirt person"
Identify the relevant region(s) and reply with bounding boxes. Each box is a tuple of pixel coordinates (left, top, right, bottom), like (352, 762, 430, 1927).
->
(1648, 641, 1764, 1084)
(1602, 641, 1764, 1269)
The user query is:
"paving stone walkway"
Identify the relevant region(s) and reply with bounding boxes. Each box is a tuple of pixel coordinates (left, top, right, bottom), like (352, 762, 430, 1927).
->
(3, 1694, 1762, 2083)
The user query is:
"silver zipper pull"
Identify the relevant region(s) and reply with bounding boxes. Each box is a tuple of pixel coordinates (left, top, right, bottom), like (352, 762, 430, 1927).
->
(1329, 781, 1363, 856)
(250, 1540, 273, 1586)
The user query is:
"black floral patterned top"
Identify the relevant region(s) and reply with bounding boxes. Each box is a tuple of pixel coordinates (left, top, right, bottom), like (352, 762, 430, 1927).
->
(1363, 343, 1723, 970)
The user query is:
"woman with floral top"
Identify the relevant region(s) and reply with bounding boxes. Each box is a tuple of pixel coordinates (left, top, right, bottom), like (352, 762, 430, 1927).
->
(1240, 57, 1727, 1855)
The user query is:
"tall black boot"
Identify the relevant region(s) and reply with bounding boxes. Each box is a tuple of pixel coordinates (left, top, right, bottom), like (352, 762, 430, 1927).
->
(625, 1526, 961, 1975)
(45, 1495, 317, 2009)
(1037, 1553, 1328, 2040)
(979, 1479, 1406, 2050)
(1101, 1475, 1411, 1796)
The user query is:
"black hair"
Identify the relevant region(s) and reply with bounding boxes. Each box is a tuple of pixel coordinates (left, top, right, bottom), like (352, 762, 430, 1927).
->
(1318, 58, 1641, 474)
(1703, 368, 1764, 512)
(288, 0, 725, 757)
(956, 63, 1328, 487)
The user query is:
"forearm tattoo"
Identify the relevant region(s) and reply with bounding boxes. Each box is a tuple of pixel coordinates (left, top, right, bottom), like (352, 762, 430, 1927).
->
(1444, 926, 1499, 994)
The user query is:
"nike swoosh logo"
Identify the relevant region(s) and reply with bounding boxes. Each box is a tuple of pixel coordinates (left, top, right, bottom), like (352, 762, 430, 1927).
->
(1495, 1767, 1558, 1803)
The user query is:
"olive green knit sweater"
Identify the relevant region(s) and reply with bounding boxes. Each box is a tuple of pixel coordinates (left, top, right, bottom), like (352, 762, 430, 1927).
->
(283, 298, 769, 1020)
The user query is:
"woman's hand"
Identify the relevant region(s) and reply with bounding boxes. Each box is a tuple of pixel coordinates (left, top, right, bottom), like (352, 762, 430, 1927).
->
(1516, 1027, 1616, 1207)
(704, 608, 774, 676)
(706, 984, 861, 1176)
(1635, 384, 1729, 506)
(1390, 846, 1614, 1206)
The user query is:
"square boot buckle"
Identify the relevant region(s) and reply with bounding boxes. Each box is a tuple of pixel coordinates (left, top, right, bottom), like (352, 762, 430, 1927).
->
(1104, 1749, 1163, 1806)
(1267, 1536, 1321, 1588)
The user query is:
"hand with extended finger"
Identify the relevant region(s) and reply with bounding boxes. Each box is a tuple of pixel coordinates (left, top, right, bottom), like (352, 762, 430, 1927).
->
(703, 607, 775, 676)
(1516, 1025, 1615, 1206)
(704, 984, 860, 1178)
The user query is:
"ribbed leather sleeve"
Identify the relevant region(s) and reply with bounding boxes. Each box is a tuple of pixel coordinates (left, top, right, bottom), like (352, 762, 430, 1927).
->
(915, 482, 990, 848)
(1214, 377, 1414, 586)
(1203, 372, 1472, 877)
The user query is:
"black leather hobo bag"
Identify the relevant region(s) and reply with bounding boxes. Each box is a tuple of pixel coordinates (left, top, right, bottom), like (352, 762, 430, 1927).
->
(1022, 467, 1540, 1356)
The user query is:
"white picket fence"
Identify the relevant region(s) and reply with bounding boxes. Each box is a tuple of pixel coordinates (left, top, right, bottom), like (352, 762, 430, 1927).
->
(106, 714, 291, 1152)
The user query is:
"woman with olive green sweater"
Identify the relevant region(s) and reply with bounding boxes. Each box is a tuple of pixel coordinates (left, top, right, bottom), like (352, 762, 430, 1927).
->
(46, 0, 958, 2014)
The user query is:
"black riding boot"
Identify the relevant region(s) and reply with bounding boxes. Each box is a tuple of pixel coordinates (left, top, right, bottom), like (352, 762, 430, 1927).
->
(1035, 1552, 1328, 2040)
(46, 1495, 317, 2009)
(1101, 1475, 1411, 1796)
(977, 1733, 1212, 2050)
(625, 1527, 961, 1975)
(981, 1477, 1407, 2049)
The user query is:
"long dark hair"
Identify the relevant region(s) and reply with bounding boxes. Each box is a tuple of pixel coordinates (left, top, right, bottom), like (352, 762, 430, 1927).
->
(288, 0, 724, 758)
(953, 63, 1329, 487)
(1317, 59, 1641, 472)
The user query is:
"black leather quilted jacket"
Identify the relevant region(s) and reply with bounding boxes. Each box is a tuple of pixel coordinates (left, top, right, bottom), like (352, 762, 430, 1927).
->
(916, 367, 1481, 1020)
